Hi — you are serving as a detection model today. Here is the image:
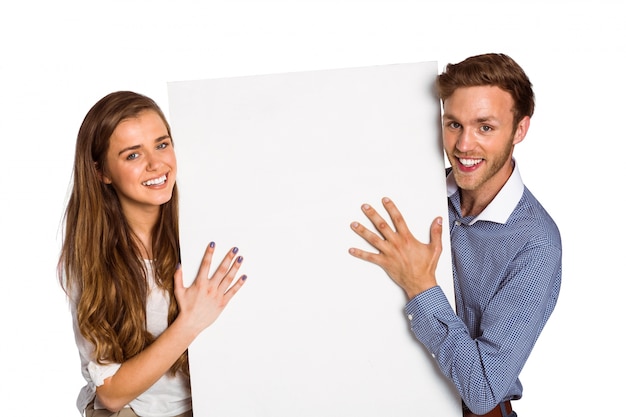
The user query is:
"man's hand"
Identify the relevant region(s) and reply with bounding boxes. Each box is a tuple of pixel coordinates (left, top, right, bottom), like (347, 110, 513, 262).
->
(349, 197, 443, 299)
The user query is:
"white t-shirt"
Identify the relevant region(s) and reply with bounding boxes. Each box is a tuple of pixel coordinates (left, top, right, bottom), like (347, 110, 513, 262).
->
(71, 260, 192, 417)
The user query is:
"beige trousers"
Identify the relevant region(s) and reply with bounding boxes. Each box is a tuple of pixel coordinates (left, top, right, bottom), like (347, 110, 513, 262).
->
(85, 401, 193, 417)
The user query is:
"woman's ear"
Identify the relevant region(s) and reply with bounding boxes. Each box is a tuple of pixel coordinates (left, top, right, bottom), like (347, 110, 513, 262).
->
(95, 162, 112, 184)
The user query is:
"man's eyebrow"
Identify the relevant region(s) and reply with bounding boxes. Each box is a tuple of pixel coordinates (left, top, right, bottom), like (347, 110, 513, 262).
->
(442, 114, 461, 123)
(442, 114, 499, 124)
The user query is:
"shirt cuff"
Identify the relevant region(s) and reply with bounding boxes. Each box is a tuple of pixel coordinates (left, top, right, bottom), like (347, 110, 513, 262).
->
(87, 361, 122, 386)
(404, 286, 457, 354)
(404, 286, 450, 319)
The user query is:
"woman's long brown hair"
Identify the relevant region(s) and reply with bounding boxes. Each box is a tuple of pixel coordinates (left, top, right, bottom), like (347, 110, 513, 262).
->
(58, 91, 187, 375)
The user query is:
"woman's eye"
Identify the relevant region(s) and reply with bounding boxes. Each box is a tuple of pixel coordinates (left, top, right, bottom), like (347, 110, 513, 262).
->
(127, 153, 139, 160)
(157, 142, 168, 150)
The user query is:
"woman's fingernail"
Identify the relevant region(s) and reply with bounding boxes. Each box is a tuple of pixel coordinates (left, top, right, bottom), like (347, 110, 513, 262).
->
(237, 256, 243, 263)
(210, 241, 215, 248)
(241, 275, 248, 281)
(232, 247, 239, 254)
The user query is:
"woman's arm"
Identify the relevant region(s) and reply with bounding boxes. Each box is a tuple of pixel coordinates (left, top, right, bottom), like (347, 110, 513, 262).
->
(97, 243, 247, 412)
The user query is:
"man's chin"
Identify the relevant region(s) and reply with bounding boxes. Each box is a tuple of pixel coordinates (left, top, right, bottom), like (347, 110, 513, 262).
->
(452, 170, 480, 191)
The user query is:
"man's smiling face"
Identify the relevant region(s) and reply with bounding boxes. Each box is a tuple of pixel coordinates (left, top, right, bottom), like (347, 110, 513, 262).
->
(442, 85, 527, 197)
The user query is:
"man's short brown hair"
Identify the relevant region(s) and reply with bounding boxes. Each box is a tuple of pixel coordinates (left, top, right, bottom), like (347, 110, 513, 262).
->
(436, 53, 535, 126)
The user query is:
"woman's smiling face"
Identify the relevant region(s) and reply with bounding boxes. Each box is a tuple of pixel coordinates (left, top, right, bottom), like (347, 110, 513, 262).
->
(100, 109, 177, 218)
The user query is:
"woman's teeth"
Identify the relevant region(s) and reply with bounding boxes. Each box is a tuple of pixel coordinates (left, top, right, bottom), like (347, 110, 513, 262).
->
(143, 175, 166, 186)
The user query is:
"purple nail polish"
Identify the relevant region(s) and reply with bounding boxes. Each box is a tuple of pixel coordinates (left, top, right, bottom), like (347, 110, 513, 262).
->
(237, 256, 243, 263)
(232, 247, 239, 254)
(209, 241, 215, 248)
(241, 275, 247, 281)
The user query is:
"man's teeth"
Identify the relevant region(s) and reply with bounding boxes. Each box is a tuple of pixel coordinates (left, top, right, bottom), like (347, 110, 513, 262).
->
(459, 158, 482, 167)
(143, 175, 166, 186)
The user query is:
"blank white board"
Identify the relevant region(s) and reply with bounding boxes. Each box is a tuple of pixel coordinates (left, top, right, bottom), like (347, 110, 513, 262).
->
(167, 62, 459, 416)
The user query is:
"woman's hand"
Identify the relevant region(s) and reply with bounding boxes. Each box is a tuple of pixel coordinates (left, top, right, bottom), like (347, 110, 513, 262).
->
(349, 197, 442, 299)
(173, 242, 247, 336)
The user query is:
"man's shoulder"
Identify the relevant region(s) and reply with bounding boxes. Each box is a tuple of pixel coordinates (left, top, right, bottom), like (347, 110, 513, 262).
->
(515, 187, 562, 249)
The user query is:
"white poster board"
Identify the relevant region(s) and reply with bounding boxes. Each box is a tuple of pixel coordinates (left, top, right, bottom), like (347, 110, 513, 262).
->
(167, 62, 459, 416)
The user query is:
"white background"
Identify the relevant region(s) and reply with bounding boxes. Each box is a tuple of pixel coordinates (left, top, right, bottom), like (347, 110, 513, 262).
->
(0, 0, 623, 415)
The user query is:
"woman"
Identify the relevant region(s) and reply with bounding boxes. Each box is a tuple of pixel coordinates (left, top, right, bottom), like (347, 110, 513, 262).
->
(58, 91, 247, 416)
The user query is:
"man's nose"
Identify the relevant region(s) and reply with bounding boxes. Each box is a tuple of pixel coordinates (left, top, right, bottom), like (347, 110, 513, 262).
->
(456, 130, 475, 152)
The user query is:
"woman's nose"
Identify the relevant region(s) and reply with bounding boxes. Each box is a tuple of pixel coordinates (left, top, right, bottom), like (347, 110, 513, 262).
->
(146, 152, 162, 171)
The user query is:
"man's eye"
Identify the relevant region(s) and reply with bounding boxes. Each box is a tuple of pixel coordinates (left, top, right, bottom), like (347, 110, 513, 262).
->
(480, 125, 492, 132)
(449, 122, 461, 129)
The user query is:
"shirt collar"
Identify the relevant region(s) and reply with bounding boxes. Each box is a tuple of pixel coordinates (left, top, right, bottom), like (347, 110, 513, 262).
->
(446, 160, 524, 225)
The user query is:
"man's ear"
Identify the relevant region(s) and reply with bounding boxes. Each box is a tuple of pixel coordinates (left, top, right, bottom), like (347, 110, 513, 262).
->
(95, 162, 112, 184)
(513, 115, 531, 145)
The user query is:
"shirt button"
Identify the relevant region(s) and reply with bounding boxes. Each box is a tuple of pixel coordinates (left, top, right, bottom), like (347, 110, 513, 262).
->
(407, 314, 413, 321)
(454, 220, 461, 226)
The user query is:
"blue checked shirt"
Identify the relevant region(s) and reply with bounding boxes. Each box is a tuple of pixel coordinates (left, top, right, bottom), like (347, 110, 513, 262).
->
(405, 162, 562, 415)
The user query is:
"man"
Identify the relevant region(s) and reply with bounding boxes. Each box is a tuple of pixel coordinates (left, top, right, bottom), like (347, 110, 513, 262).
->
(349, 53, 562, 417)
